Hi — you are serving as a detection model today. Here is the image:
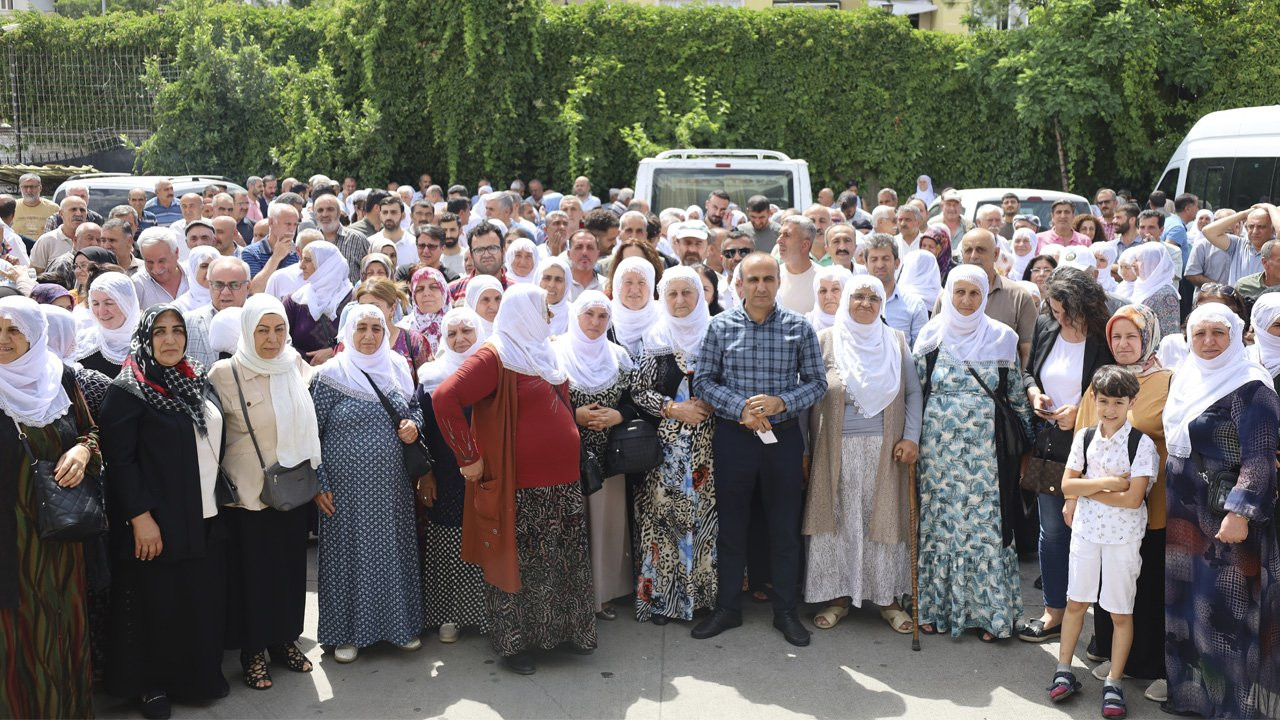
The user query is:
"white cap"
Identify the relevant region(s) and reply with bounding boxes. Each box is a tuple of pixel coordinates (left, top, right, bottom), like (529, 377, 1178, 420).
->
(670, 220, 709, 241)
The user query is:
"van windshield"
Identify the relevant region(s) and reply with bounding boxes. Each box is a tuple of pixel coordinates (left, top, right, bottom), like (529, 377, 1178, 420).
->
(652, 169, 794, 211)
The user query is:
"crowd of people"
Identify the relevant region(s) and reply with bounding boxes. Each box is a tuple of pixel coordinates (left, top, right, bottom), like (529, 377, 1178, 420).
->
(1, 169, 1278, 720)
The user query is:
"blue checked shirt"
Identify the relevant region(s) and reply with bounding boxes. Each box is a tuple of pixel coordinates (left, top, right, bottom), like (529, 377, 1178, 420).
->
(693, 303, 827, 424)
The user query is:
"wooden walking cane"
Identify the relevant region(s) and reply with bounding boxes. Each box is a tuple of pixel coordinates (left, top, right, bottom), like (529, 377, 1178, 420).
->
(909, 460, 921, 651)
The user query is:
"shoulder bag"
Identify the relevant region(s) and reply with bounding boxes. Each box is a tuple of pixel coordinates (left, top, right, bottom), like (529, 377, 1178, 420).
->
(554, 385, 605, 496)
(965, 364, 1031, 460)
(12, 417, 107, 541)
(229, 364, 319, 512)
(604, 418, 662, 476)
(1021, 424, 1072, 498)
(1189, 417, 1239, 519)
(359, 369, 434, 480)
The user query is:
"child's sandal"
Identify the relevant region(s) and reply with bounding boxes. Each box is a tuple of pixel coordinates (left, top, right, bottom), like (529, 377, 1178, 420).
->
(1047, 670, 1081, 703)
(1101, 684, 1127, 719)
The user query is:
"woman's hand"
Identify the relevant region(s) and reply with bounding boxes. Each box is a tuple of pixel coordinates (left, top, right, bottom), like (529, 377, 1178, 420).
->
(1216, 512, 1250, 544)
(587, 407, 624, 431)
(670, 400, 711, 426)
(307, 348, 335, 366)
(1028, 388, 1054, 416)
(314, 491, 336, 517)
(574, 404, 597, 428)
(892, 440, 919, 464)
(460, 459, 484, 484)
(53, 443, 91, 488)
(131, 512, 163, 561)
(1062, 498, 1077, 528)
(397, 419, 419, 444)
(417, 472, 437, 507)
(1051, 403, 1077, 431)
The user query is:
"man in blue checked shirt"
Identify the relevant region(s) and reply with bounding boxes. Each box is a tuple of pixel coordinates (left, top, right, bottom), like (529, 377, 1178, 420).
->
(691, 252, 827, 648)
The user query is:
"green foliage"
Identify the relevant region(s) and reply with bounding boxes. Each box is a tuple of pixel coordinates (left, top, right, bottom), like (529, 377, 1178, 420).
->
(1, 0, 1273, 197)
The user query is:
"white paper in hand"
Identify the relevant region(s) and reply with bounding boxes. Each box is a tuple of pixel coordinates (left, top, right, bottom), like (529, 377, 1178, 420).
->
(756, 429, 778, 444)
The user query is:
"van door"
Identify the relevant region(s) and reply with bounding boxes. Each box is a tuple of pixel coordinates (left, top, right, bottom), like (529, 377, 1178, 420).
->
(1227, 157, 1278, 209)
(1186, 157, 1232, 210)
(1155, 168, 1180, 200)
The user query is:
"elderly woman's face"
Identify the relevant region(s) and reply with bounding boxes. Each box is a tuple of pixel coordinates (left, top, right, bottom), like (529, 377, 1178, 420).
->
(445, 323, 477, 354)
(619, 272, 650, 311)
(951, 280, 983, 316)
(253, 313, 287, 360)
(91, 291, 125, 330)
(816, 278, 843, 315)
(539, 266, 566, 305)
(1030, 260, 1055, 287)
(300, 249, 317, 280)
(664, 279, 698, 318)
(151, 310, 187, 367)
(74, 255, 92, 287)
(352, 317, 384, 355)
(414, 277, 444, 314)
(578, 305, 610, 340)
(1108, 317, 1144, 366)
(0, 317, 31, 364)
(1190, 321, 1231, 360)
(1013, 234, 1032, 255)
(919, 235, 940, 257)
(848, 286, 882, 325)
(474, 289, 501, 322)
(362, 262, 388, 281)
(1117, 259, 1138, 282)
(510, 249, 536, 278)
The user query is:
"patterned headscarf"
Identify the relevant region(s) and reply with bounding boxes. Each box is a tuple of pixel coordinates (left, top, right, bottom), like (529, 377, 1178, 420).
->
(31, 282, 74, 308)
(405, 266, 447, 354)
(923, 225, 952, 283)
(113, 303, 209, 436)
(1105, 304, 1162, 376)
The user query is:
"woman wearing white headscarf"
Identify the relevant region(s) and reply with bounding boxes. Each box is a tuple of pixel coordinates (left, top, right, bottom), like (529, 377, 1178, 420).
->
(912, 265, 1032, 641)
(208, 306, 244, 361)
(432, 284, 596, 675)
(209, 295, 321, 688)
(910, 175, 936, 206)
(553, 290, 636, 621)
(76, 270, 141, 376)
(503, 237, 539, 285)
(174, 246, 221, 313)
(804, 276, 922, 634)
(1010, 228, 1038, 282)
(463, 274, 504, 336)
(414, 307, 490, 644)
(284, 240, 354, 367)
(1162, 303, 1280, 719)
(1250, 293, 1280, 384)
(310, 304, 424, 664)
(0, 296, 99, 720)
(610, 256, 662, 358)
(1090, 242, 1119, 293)
(537, 255, 572, 336)
(896, 249, 943, 310)
(1114, 245, 1141, 300)
(41, 304, 111, 415)
(629, 266, 717, 625)
(1129, 242, 1180, 341)
(805, 265, 854, 331)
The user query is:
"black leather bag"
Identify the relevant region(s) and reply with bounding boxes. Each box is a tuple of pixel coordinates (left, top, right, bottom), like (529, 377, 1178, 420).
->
(229, 365, 319, 512)
(13, 420, 107, 542)
(604, 418, 662, 476)
(554, 385, 606, 496)
(360, 370, 434, 480)
(1021, 425, 1072, 498)
(965, 365, 1031, 460)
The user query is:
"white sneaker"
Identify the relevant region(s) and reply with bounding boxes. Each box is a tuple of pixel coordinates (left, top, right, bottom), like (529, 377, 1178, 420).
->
(396, 636, 422, 652)
(438, 623, 460, 644)
(1091, 661, 1133, 681)
(1144, 679, 1168, 702)
(334, 644, 358, 663)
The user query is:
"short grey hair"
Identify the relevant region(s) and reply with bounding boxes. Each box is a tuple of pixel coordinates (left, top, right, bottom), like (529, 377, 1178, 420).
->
(63, 181, 89, 196)
(107, 204, 138, 221)
(976, 204, 1002, 221)
(877, 187, 898, 203)
(137, 226, 179, 254)
(658, 208, 686, 226)
(1263, 238, 1280, 260)
(101, 218, 133, 236)
(484, 192, 514, 214)
(267, 201, 299, 221)
(895, 204, 923, 221)
(617, 188, 634, 203)
(297, 228, 324, 246)
(780, 215, 817, 244)
(864, 232, 899, 259)
(871, 204, 896, 224)
(207, 255, 250, 279)
(619, 210, 647, 227)
(18, 172, 39, 185)
(74, 222, 100, 238)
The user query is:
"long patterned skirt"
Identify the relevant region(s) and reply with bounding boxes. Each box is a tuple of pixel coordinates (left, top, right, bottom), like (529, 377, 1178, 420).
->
(485, 483, 597, 657)
(804, 434, 909, 607)
(421, 524, 489, 633)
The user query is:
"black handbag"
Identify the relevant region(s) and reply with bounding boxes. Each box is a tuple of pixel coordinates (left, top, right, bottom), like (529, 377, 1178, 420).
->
(359, 370, 434, 480)
(1021, 425, 1072, 498)
(1192, 451, 1239, 519)
(12, 419, 107, 542)
(604, 417, 662, 476)
(966, 365, 1031, 459)
(554, 384, 605, 496)
(229, 365, 319, 512)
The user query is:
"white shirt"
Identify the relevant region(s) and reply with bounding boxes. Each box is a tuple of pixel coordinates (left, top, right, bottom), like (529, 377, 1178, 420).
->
(777, 262, 818, 314)
(196, 399, 225, 519)
(440, 251, 466, 278)
(894, 233, 921, 260)
(1, 222, 29, 265)
(133, 267, 190, 309)
(29, 228, 74, 270)
(1065, 421, 1159, 544)
(1040, 335, 1086, 410)
(569, 271, 603, 301)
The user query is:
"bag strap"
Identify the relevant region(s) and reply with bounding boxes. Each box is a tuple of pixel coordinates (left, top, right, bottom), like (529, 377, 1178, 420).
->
(965, 363, 1016, 419)
(920, 348, 940, 405)
(1082, 426, 1096, 478)
(359, 369, 408, 426)
(229, 363, 268, 473)
(1126, 428, 1144, 465)
(9, 415, 38, 466)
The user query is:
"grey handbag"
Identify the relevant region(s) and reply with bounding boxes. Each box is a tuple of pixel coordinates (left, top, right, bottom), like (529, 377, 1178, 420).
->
(230, 364, 319, 512)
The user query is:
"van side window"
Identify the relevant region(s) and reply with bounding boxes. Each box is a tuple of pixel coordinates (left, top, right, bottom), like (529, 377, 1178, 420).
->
(1187, 158, 1231, 211)
(1228, 157, 1277, 210)
(1156, 168, 1180, 201)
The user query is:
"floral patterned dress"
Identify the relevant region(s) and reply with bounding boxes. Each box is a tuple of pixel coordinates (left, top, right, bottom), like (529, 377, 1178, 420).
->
(631, 350, 717, 622)
(913, 349, 1031, 638)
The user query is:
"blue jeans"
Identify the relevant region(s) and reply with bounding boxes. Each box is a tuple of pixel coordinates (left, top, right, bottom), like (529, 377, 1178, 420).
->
(1038, 492, 1071, 610)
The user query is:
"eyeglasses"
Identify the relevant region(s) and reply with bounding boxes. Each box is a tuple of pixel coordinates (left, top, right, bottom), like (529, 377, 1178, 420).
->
(211, 281, 247, 292)
(722, 248, 752, 259)
(472, 245, 502, 256)
(849, 293, 882, 305)
(417, 243, 441, 251)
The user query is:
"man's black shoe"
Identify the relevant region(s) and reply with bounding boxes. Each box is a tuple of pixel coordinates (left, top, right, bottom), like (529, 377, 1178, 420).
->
(773, 611, 811, 647)
(503, 651, 536, 675)
(690, 608, 742, 639)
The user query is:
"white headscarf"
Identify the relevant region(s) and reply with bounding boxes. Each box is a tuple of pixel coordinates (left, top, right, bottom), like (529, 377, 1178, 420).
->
(231, 295, 322, 469)
(0, 296, 72, 428)
(291, 240, 353, 321)
(463, 274, 504, 336)
(1039, 243, 1066, 260)
(485, 283, 566, 384)
(174, 246, 220, 313)
(1163, 303, 1272, 458)
(1016, 279, 1042, 303)
(834, 275, 901, 418)
(553, 290, 634, 394)
(504, 238, 539, 284)
(418, 306, 486, 394)
(913, 264, 1019, 366)
(912, 175, 936, 205)
(644, 265, 710, 368)
(805, 265, 854, 331)
(40, 304, 79, 367)
(76, 271, 140, 364)
(1011, 228, 1037, 281)
(1250, 293, 1280, 377)
(610, 256, 662, 356)
(314, 303, 414, 397)
(537, 255, 572, 336)
(1131, 241, 1177, 304)
(896, 249, 942, 308)
(1091, 242, 1119, 292)
(209, 306, 244, 356)
(1114, 244, 1142, 299)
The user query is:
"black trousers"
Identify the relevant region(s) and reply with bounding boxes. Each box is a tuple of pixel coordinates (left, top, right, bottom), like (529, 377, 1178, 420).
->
(1092, 528, 1166, 680)
(713, 421, 804, 614)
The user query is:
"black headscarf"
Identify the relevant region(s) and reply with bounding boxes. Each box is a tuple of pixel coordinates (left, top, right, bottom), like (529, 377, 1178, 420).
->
(112, 303, 209, 435)
(75, 246, 116, 266)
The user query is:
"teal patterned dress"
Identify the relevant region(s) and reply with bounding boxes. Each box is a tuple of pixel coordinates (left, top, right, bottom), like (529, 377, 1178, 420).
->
(913, 349, 1031, 638)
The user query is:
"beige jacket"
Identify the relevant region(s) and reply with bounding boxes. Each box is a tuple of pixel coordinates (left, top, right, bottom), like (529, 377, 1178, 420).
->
(208, 355, 314, 511)
(803, 328, 910, 544)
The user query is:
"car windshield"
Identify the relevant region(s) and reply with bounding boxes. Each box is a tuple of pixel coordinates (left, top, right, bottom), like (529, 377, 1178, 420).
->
(933, 197, 1090, 229)
(58, 188, 136, 218)
(652, 168, 794, 211)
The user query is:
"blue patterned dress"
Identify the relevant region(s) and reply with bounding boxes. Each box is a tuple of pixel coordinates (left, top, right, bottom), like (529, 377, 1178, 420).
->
(914, 350, 1031, 638)
(312, 375, 425, 648)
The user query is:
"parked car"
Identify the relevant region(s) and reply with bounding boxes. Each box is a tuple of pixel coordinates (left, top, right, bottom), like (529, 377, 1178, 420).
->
(1154, 105, 1280, 212)
(51, 174, 246, 218)
(926, 187, 1090, 228)
(634, 148, 812, 213)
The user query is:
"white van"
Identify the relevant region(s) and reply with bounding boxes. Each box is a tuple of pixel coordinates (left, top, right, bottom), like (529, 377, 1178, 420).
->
(1154, 105, 1280, 211)
(633, 149, 812, 212)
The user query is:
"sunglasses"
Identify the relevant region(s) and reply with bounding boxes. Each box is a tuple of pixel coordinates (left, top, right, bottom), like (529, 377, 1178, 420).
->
(722, 248, 752, 259)
(1200, 283, 1238, 297)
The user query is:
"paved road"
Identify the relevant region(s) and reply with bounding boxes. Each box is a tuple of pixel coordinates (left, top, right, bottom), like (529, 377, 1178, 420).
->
(95, 554, 1162, 719)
